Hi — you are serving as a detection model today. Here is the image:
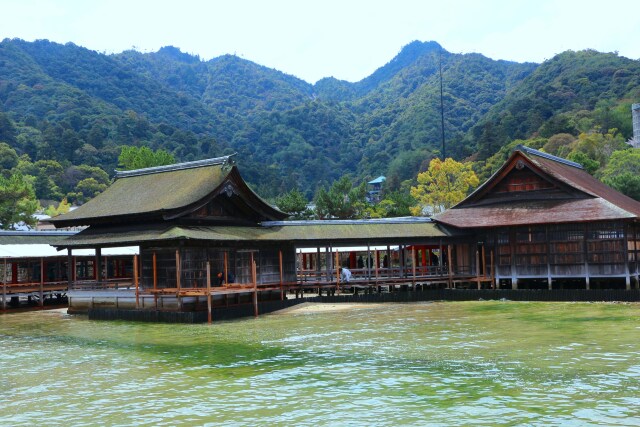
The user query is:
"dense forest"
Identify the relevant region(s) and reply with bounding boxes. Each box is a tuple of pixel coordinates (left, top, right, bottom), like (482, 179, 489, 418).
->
(0, 38, 639, 222)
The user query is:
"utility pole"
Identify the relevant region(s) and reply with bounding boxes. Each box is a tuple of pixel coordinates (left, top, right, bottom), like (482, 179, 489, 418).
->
(439, 49, 446, 160)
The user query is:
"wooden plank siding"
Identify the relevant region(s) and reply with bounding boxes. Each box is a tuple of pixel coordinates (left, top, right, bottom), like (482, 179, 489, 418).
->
(481, 221, 639, 289)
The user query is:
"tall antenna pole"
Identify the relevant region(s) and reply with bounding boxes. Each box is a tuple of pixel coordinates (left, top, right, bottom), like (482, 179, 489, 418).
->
(439, 49, 446, 160)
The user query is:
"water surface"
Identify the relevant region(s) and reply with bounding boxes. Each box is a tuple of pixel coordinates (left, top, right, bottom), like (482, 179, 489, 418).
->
(1, 301, 639, 426)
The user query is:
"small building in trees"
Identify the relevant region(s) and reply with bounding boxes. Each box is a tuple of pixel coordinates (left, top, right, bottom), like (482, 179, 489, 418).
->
(435, 146, 640, 289)
(367, 176, 386, 203)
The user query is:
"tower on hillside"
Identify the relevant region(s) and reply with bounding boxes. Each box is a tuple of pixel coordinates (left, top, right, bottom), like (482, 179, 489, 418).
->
(628, 103, 640, 148)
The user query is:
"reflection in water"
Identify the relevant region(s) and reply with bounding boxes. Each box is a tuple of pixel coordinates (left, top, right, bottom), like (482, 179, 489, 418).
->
(1, 301, 639, 426)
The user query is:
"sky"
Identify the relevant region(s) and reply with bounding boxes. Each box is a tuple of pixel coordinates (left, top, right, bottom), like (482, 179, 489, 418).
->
(2, 0, 640, 84)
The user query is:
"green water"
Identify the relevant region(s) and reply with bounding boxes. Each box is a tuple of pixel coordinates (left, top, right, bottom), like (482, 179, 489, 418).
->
(1, 302, 639, 426)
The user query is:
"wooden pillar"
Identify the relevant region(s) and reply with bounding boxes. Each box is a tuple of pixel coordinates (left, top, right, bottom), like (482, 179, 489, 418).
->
(386, 245, 391, 278)
(206, 261, 212, 324)
(175, 249, 182, 310)
(134, 255, 139, 309)
(374, 249, 379, 283)
(624, 222, 631, 290)
(481, 245, 486, 278)
(152, 251, 158, 309)
(411, 245, 416, 287)
(39, 257, 44, 308)
(447, 244, 453, 289)
(635, 224, 640, 289)
(367, 244, 372, 280)
(475, 248, 481, 290)
(399, 245, 404, 278)
(584, 223, 590, 290)
(546, 225, 552, 290)
(224, 251, 229, 285)
(95, 247, 102, 286)
(2, 257, 7, 310)
(490, 250, 496, 289)
(67, 249, 73, 291)
(335, 250, 340, 294)
(251, 253, 258, 317)
(279, 249, 284, 301)
(510, 229, 518, 289)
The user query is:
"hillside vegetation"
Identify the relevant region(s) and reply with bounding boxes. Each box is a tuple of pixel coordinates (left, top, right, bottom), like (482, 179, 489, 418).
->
(0, 38, 639, 209)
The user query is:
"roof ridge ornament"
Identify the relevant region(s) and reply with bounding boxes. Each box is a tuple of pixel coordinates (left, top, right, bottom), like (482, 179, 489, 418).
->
(516, 145, 584, 169)
(114, 154, 237, 179)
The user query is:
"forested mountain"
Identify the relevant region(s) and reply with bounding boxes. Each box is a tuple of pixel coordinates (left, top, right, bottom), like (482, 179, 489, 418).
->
(0, 38, 638, 205)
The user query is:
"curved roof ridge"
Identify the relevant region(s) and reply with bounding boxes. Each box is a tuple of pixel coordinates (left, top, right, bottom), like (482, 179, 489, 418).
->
(114, 154, 236, 179)
(516, 145, 583, 169)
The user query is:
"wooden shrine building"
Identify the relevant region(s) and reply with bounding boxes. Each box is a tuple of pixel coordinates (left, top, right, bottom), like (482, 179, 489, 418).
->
(436, 146, 640, 289)
(51, 156, 464, 319)
(0, 231, 136, 310)
(49, 148, 640, 320)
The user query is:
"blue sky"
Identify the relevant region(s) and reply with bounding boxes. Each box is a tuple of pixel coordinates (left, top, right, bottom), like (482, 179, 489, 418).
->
(2, 0, 639, 83)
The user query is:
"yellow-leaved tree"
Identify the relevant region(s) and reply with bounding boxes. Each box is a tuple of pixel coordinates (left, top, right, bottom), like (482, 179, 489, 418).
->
(410, 158, 479, 216)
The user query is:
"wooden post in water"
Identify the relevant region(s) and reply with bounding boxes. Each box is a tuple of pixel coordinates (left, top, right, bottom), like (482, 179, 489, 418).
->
(152, 251, 158, 309)
(39, 257, 44, 308)
(278, 250, 284, 301)
(206, 261, 212, 324)
(134, 255, 139, 309)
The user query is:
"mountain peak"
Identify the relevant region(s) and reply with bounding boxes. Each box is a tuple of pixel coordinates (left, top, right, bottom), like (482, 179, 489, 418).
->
(156, 46, 200, 63)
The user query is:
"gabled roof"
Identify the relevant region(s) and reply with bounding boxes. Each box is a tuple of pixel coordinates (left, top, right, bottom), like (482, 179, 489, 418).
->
(436, 146, 640, 228)
(51, 156, 287, 227)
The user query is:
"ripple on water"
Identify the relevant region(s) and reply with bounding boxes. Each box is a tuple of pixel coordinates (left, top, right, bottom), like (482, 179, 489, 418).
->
(1, 301, 639, 426)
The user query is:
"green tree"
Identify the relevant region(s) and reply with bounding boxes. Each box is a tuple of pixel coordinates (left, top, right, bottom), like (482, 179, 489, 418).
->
(0, 173, 40, 229)
(315, 176, 369, 219)
(604, 172, 640, 201)
(567, 151, 600, 175)
(365, 190, 416, 218)
(73, 178, 108, 204)
(410, 158, 479, 216)
(0, 142, 19, 172)
(118, 146, 175, 170)
(275, 188, 313, 220)
(599, 149, 640, 181)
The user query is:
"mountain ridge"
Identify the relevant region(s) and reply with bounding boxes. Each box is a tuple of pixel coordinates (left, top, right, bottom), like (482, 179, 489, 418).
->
(0, 37, 638, 201)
